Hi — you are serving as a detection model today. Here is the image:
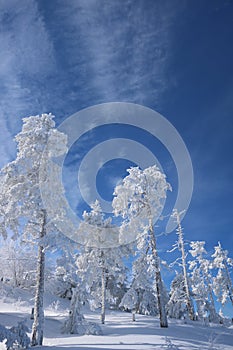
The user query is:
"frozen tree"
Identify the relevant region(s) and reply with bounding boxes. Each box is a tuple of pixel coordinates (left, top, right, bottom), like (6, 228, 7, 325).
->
(62, 287, 85, 334)
(0, 114, 67, 346)
(62, 287, 102, 335)
(113, 165, 171, 328)
(120, 252, 160, 321)
(169, 210, 195, 320)
(81, 200, 110, 324)
(46, 233, 80, 300)
(76, 245, 127, 321)
(104, 273, 128, 310)
(120, 254, 149, 321)
(189, 241, 219, 322)
(77, 201, 128, 324)
(119, 207, 168, 322)
(212, 242, 233, 307)
(167, 273, 188, 319)
(53, 250, 77, 300)
(0, 238, 37, 288)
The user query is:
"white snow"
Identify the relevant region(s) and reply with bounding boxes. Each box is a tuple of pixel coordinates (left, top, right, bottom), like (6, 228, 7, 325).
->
(0, 286, 232, 350)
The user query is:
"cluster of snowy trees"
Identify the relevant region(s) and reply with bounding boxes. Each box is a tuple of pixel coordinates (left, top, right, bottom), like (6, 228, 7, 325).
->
(168, 237, 233, 322)
(0, 114, 232, 346)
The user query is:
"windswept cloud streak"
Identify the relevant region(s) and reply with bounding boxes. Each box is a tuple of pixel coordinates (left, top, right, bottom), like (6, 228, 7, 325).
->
(0, 0, 181, 168)
(48, 0, 180, 105)
(0, 0, 56, 166)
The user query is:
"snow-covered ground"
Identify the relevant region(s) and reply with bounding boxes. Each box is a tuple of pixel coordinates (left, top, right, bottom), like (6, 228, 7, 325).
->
(0, 285, 233, 350)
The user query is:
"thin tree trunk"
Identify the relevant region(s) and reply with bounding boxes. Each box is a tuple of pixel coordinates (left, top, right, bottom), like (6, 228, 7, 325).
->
(100, 250, 106, 325)
(31, 210, 46, 346)
(132, 310, 136, 322)
(175, 211, 195, 321)
(149, 218, 168, 328)
(13, 259, 18, 287)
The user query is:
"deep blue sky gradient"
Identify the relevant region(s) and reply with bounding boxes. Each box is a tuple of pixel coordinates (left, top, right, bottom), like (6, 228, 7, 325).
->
(0, 0, 233, 315)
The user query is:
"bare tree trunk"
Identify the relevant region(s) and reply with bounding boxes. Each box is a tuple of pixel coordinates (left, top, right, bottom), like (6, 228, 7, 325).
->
(31, 210, 46, 346)
(101, 264, 106, 324)
(132, 310, 136, 322)
(149, 218, 168, 328)
(175, 211, 195, 321)
(13, 259, 18, 287)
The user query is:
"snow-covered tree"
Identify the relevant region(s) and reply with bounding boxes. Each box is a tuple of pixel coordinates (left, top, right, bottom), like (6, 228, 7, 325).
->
(62, 287, 102, 335)
(189, 241, 219, 322)
(76, 200, 128, 324)
(113, 165, 171, 328)
(53, 251, 77, 300)
(62, 286, 85, 334)
(212, 242, 233, 307)
(120, 252, 160, 321)
(0, 114, 67, 346)
(45, 232, 79, 300)
(169, 210, 195, 321)
(167, 273, 188, 319)
(0, 238, 37, 288)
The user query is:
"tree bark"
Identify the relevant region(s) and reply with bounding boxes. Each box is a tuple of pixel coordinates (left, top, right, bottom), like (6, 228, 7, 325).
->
(31, 210, 46, 346)
(149, 218, 168, 328)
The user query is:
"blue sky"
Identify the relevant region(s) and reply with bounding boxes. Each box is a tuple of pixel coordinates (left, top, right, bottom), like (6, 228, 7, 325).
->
(0, 0, 233, 314)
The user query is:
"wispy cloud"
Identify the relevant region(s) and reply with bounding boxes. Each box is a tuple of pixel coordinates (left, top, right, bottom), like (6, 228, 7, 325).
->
(0, 0, 181, 165)
(49, 0, 179, 105)
(0, 0, 55, 78)
(1, 0, 180, 200)
(0, 0, 56, 166)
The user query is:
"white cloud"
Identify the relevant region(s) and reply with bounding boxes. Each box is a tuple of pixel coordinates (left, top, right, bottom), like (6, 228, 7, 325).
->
(0, 0, 56, 166)
(0, 0, 55, 77)
(51, 0, 179, 104)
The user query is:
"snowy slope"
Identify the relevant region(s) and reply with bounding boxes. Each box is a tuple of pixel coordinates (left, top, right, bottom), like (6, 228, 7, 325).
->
(0, 286, 232, 350)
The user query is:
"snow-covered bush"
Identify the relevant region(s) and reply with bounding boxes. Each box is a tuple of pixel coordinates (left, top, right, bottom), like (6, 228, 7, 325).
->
(83, 322, 103, 336)
(62, 314, 102, 336)
(0, 321, 30, 349)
